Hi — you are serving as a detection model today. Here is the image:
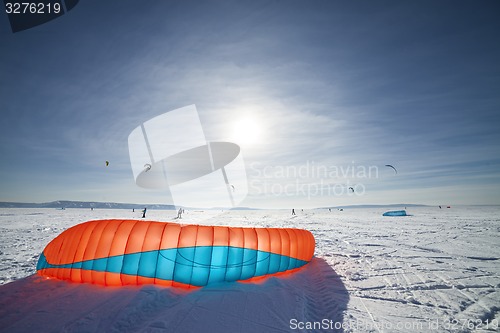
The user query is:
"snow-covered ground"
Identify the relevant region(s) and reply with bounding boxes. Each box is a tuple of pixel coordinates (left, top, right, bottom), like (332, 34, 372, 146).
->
(0, 206, 499, 332)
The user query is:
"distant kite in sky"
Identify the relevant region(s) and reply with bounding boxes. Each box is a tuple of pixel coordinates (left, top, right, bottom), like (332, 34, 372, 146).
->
(105, 161, 109, 167)
(385, 164, 397, 174)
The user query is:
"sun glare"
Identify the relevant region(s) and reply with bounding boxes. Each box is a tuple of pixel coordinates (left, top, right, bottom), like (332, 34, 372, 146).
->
(231, 118, 262, 146)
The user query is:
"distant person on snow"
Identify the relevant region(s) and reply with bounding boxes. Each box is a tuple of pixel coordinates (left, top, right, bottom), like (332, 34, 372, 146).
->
(292, 209, 296, 216)
(177, 208, 183, 219)
(142, 207, 147, 218)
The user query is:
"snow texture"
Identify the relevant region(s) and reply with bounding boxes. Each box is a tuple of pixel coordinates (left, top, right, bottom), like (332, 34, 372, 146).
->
(1, 206, 499, 332)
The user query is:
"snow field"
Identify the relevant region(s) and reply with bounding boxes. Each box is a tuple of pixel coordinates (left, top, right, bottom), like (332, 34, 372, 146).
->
(0, 206, 499, 332)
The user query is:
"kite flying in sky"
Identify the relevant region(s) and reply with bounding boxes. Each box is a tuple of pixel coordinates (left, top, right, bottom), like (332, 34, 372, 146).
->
(385, 164, 397, 174)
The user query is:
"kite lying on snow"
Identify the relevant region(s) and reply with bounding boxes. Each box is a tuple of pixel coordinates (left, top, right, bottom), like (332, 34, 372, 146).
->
(37, 219, 315, 288)
(382, 210, 408, 216)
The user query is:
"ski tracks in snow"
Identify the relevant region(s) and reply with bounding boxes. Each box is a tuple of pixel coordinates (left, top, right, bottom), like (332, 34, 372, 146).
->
(311, 208, 500, 332)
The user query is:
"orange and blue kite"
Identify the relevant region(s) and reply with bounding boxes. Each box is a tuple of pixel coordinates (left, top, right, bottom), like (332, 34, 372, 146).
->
(37, 219, 315, 288)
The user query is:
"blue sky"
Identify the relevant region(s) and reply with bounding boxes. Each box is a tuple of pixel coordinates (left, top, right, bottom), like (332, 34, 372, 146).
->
(1, 0, 499, 208)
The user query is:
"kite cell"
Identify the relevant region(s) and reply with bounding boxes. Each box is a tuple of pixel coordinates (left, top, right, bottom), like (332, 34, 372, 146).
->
(37, 219, 315, 288)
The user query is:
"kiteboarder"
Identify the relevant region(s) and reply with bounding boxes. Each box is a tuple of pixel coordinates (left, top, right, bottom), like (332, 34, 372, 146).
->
(142, 207, 147, 218)
(177, 208, 183, 219)
(292, 209, 296, 216)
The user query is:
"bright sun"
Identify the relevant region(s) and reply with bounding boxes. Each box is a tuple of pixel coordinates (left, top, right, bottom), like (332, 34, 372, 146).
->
(231, 118, 262, 146)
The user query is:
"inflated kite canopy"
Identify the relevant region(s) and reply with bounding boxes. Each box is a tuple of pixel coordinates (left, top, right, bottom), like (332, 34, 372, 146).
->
(382, 210, 407, 216)
(37, 220, 315, 288)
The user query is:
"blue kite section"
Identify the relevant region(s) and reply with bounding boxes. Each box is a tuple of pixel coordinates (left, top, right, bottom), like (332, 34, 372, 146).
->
(37, 246, 308, 286)
(382, 210, 408, 216)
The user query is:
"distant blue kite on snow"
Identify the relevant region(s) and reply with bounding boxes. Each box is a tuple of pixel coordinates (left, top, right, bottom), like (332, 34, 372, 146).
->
(383, 210, 407, 216)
